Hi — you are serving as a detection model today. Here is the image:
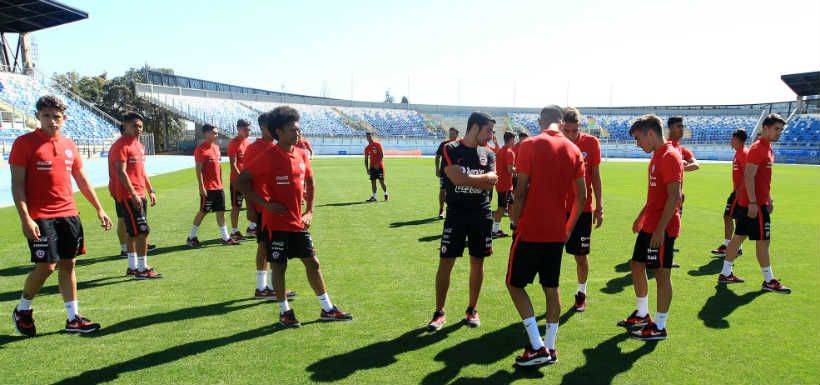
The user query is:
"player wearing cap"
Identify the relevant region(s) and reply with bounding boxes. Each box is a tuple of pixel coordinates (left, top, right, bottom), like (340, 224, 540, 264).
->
(238, 106, 351, 327)
(507, 105, 586, 367)
(491, 131, 516, 239)
(364, 132, 389, 202)
(560, 107, 602, 312)
(428, 112, 497, 331)
(108, 111, 161, 279)
(186, 124, 240, 247)
(717, 114, 790, 293)
(435, 127, 460, 218)
(617, 114, 683, 341)
(228, 119, 251, 241)
(10, 95, 113, 337)
(711, 129, 748, 257)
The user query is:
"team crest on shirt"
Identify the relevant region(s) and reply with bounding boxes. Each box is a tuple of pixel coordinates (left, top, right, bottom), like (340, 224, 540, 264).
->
(440, 245, 447, 254)
(479, 155, 488, 166)
(35, 250, 46, 258)
(299, 162, 305, 171)
(582, 151, 588, 159)
(64, 149, 73, 158)
(271, 251, 280, 259)
(651, 165, 656, 174)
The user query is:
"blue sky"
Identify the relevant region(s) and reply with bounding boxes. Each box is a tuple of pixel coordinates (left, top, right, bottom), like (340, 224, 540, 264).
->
(26, 0, 820, 107)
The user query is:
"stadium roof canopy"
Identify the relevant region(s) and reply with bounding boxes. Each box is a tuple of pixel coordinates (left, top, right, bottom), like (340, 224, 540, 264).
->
(781, 71, 820, 97)
(0, 0, 87, 33)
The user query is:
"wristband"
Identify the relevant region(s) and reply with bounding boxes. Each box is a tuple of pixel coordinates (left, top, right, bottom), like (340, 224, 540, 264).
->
(150, 188, 156, 193)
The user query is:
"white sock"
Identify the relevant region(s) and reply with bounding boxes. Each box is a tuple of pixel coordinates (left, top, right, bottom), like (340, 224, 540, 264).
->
(17, 296, 33, 311)
(220, 226, 230, 241)
(137, 255, 148, 271)
(64, 300, 79, 321)
(636, 296, 649, 317)
(232, 227, 239, 234)
(655, 312, 669, 330)
(248, 222, 257, 230)
(256, 271, 267, 291)
(371, 193, 377, 199)
(384, 191, 389, 196)
(127, 252, 138, 270)
(522, 317, 544, 350)
(120, 243, 128, 252)
(492, 222, 500, 232)
(721, 260, 734, 276)
(318, 293, 334, 312)
(761, 266, 775, 282)
(279, 299, 290, 314)
(578, 282, 588, 294)
(722, 239, 730, 247)
(189, 225, 199, 239)
(544, 323, 559, 350)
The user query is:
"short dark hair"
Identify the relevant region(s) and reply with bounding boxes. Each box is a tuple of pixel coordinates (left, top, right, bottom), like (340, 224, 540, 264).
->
(539, 105, 563, 126)
(466, 112, 495, 132)
(503, 131, 516, 143)
(35, 95, 67, 113)
(732, 128, 748, 142)
(449, 127, 459, 134)
(236, 119, 251, 128)
(762, 113, 786, 128)
(257, 112, 268, 128)
(667, 116, 684, 128)
(119, 111, 144, 134)
(518, 131, 529, 138)
(629, 114, 663, 136)
(267, 106, 300, 140)
(563, 107, 581, 124)
(201, 123, 216, 134)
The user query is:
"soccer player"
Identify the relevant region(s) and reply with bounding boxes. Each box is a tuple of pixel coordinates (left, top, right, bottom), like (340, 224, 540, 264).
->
(560, 107, 603, 312)
(186, 124, 240, 247)
(428, 112, 497, 331)
(295, 134, 314, 160)
(10, 95, 113, 337)
(617, 114, 682, 341)
(508, 105, 586, 367)
(511, 131, 528, 190)
(717, 114, 790, 293)
(667, 117, 700, 173)
(364, 132, 389, 202)
(238, 106, 351, 327)
(712, 129, 748, 256)
(435, 127, 460, 218)
(108, 111, 161, 279)
(228, 119, 251, 241)
(491, 131, 516, 239)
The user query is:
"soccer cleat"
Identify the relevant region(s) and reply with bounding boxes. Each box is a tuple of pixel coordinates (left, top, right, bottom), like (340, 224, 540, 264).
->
(186, 237, 201, 248)
(279, 309, 301, 328)
(125, 268, 138, 276)
(574, 291, 587, 312)
(491, 230, 509, 239)
(147, 244, 157, 253)
(711, 245, 727, 256)
(762, 279, 791, 294)
(671, 263, 681, 268)
(630, 322, 667, 341)
(464, 307, 480, 327)
(119, 250, 128, 257)
(320, 306, 353, 321)
(254, 288, 277, 300)
(718, 273, 745, 284)
(427, 311, 446, 331)
(65, 315, 101, 334)
(365, 197, 378, 202)
(384, 194, 389, 201)
(437, 212, 444, 220)
(135, 268, 164, 279)
(245, 227, 257, 238)
(12, 307, 36, 337)
(737, 248, 743, 255)
(231, 231, 245, 241)
(222, 238, 240, 246)
(513, 344, 550, 367)
(617, 310, 652, 329)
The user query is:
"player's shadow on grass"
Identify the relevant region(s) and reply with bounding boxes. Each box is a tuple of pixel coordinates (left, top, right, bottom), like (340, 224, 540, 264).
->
(149, 239, 226, 255)
(601, 264, 654, 295)
(419, 234, 442, 242)
(390, 217, 441, 228)
(698, 284, 764, 329)
(318, 201, 371, 207)
(687, 257, 723, 276)
(0, 276, 131, 302)
(82, 298, 266, 337)
(306, 323, 464, 382)
(449, 368, 545, 385)
(51, 321, 316, 385)
(0, 254, 123, 277)
(560, 333, 659, 384)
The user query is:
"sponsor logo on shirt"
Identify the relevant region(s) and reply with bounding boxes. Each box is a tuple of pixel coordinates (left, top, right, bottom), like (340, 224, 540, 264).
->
(276, 176, 289, 185)
(65, 149, 73, 158)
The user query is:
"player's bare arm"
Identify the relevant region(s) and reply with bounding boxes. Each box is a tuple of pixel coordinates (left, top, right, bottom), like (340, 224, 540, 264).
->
(650, 181, 682, 249)
(72, 166, 112, 231)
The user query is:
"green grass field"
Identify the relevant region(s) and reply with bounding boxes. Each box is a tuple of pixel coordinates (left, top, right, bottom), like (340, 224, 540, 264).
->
(1, 157, 818, 385)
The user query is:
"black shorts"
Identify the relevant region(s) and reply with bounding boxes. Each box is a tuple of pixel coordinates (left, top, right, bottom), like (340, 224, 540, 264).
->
(264, 230, 316, 264)
(496, 190, 514, 210)
(724, 192, 739, 218)
(734, 205, 771, 241)
(631, 231, 676, 269)
(512, 176, 519, 190)
(507, 239, 563, 288)
(200, 189, 226, 213)
(229, 183, 244, 209)
(440, 215, 493, 258)
(116, 198, 149, 237)
(369, 168, 385, 181)
(439, 175, 447, 190)
(566, 212, 592, 256)
(27, 216, 85, 263)
(679, 194, 685, 217)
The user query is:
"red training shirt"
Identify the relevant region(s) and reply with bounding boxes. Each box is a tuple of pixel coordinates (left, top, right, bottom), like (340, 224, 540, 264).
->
(738, 137, 773, 206)
(731, 146, 748, 192)
(365, 142, 384, 169)
(243, 145, 313, 233)
(194, 141, 223, 191)
(640, 141, 683, 237)
(495, 145, 515, 192)
(227, 136, 249, 183)
(108, 135, 147, 200)
(243, 139, 275, 211)
(564, 133, 601, 213)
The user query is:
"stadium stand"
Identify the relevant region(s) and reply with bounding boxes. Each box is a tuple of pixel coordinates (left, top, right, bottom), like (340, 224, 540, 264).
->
(244, 101, 357, 137)
(141, 93, 259, 136)
(782, 114, 820, 147)
(338, 107, 438, 138)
